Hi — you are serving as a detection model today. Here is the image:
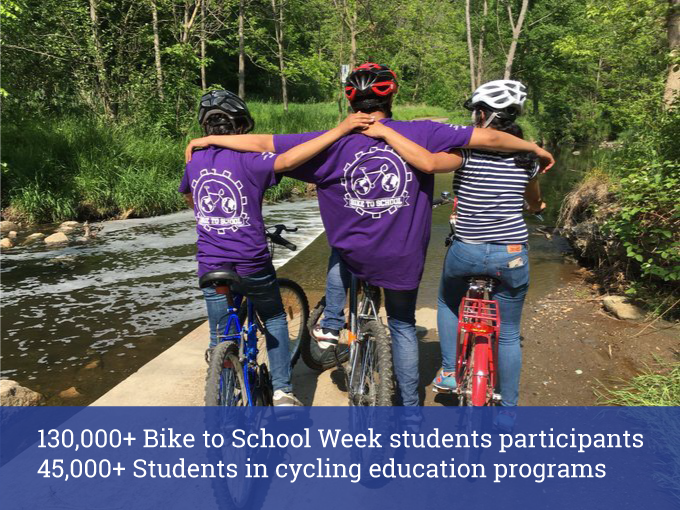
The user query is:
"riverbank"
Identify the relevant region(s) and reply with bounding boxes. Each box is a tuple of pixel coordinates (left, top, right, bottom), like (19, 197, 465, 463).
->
(1, 102, 455, 225)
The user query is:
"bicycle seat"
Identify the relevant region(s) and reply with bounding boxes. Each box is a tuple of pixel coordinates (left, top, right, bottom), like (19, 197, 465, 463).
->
(199, 269, 242, 289)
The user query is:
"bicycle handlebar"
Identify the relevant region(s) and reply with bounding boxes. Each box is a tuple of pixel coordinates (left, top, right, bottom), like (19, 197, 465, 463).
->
(432, 197, 454, 208)
(266, 224, 298, 251)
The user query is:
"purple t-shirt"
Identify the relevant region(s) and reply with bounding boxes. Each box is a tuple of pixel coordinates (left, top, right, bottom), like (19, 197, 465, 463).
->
(274, 119, 473, 290)
(179, 148, 278, 277)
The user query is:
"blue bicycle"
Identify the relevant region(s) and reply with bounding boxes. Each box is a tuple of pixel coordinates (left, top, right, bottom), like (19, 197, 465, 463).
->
(202, 224, 309, 406)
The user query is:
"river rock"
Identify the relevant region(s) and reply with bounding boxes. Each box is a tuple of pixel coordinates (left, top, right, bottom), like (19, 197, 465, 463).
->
(58, 387, 82, 399)
(603, 295, 644, 320)
(58, 220, 80, 233)
(83, 360, 101, 370)
(0, 220, 18, 233)
(24, 232, 46, 244)
(44, 232, 69, 246)
(0, 237, 13, 249)
(8, 231, 17, 239)
(0, 380, 43, 406)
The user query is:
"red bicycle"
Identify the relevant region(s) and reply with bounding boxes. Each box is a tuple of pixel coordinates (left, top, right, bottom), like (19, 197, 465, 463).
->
(433, 192, 502, 406)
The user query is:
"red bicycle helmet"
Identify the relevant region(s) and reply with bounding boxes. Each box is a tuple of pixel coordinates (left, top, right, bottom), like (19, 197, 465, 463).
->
(344, 62, 398, 111)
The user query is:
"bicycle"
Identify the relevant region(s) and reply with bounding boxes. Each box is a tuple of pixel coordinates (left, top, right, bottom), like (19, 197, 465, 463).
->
(303, 275, 394, 406)
(432, 192, 501, 406)
(203, 224, 310, 406)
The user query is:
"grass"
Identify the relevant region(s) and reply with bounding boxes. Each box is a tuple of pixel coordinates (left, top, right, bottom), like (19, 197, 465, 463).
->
(597, 361, 680, 406)
(1, 102, 456, 224)
(597, 361, 680, 504)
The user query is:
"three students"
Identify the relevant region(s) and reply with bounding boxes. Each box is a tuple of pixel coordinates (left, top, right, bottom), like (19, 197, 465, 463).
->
(185, 64, 553, 407)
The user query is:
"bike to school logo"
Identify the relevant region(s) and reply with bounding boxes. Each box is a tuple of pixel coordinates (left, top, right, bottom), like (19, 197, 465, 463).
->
(341, 146, 412, 219)
(192, 168, 249, 233)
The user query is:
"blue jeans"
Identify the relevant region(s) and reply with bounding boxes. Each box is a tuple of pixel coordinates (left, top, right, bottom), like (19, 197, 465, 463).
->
(202, 264, 292, 393)
(437, 240, 529, 407)
(321, 249, 420, 406)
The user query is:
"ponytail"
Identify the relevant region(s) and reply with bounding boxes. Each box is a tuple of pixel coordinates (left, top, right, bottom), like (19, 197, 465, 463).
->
(481, 111, 538, 171)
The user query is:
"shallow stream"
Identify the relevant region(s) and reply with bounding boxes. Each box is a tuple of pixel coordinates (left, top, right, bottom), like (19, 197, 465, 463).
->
(0, 148, 595, 404)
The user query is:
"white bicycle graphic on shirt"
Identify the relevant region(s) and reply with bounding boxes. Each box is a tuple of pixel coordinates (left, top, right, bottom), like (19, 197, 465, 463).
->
(352, 164, 400, 196)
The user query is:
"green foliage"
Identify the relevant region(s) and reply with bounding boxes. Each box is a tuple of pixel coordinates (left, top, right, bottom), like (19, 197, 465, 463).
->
(598, 361, 680, 406)
(603, 162, 680, 285)
(0, 102, 451, 223)
(1, 117, 185, 223)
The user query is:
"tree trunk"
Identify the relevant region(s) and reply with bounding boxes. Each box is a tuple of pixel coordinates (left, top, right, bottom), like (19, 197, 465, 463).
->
(238, 0, 246, 98)
(150, 0, 164, 100)
(465, 0, 476, 92)
(349, 7, 357, 69)
(200, 0, 206, 89)
(271, 0, 288, 112)
(664, 0, 680, 108)
(476, 0, 488, 86)
(504, 0, 530, 80)
(181, 1, 200, 44)
(88, 0, 113, 117)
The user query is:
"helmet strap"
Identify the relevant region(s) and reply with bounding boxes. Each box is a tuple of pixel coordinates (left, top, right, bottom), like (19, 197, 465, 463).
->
(482, 111, 499, 128)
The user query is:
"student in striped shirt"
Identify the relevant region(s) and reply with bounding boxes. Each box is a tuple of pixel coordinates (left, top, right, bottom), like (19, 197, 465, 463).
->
(362, 80, 545, 410)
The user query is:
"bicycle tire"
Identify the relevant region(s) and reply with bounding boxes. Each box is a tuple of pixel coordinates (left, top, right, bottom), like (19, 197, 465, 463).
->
(205, 342, 247, 406)
(302, 286, 382, 372)
(470, 339, 491, 406)
(349, 320, 394, 407)
(238, 278, 309, 368)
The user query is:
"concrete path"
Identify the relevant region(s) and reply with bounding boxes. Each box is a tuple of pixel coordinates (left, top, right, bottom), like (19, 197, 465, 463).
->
(91, 307, 438, 406)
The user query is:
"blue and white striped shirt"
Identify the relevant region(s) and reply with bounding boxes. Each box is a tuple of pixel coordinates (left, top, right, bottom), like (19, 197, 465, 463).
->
(453, 149, 539, 244)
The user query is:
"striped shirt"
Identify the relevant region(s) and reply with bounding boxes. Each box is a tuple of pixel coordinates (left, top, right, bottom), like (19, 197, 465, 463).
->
(453, 149, 539, 244)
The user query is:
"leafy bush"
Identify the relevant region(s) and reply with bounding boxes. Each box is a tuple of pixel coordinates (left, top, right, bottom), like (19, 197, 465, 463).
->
(603, 162, 679, 285)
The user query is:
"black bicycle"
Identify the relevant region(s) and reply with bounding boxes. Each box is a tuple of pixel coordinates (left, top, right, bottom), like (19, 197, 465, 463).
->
(303, 275, 394, 406)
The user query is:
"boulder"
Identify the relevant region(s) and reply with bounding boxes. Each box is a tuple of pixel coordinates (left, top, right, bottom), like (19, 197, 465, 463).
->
(24, 232, 46, 245)
(44, 232, 69, 246)
(8, 231, 17, 239)
(83, 360, 101, 370)
(0, 380, 43, 406)
(0, 220, 18, 233)
(603, 295, 644, 321)
(0, 237, 13, 249)
(58, 220, 80, 233)
(58, 386, 82, 399)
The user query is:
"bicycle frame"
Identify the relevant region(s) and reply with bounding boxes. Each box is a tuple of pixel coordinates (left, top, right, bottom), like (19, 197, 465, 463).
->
(455, 279, 502, 405)
(216, 291, 264, 407)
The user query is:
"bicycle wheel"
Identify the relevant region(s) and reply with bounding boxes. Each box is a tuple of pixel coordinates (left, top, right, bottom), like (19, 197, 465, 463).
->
(238, 278, 309, 368)
(205, 342, 247, 406)
(470, 339, 491, 406)
(302, 287, 382, 372)
(349, 320, 394, 406)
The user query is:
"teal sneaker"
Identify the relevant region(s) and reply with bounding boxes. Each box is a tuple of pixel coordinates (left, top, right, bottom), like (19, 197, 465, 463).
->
(432, 369, 457, 392)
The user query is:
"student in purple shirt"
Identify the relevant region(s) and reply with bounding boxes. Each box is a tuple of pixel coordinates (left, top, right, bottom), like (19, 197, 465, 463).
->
(181, 90, 373, 406)
(185, 65, 554, 407)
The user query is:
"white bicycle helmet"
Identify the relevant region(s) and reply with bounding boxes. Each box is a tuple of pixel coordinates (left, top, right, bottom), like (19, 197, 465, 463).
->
(464, 80, 527, 126)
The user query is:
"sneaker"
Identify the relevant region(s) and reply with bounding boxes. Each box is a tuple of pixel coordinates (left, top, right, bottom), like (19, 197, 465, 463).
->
(312, 325, 340, 349)
(205, 347, 214, 365)
(431, 369, 457, 393)
(272, 390, 302, 407)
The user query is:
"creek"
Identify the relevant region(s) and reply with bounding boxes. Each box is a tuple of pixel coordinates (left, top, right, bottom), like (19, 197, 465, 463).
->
(0, 148, 596, 404)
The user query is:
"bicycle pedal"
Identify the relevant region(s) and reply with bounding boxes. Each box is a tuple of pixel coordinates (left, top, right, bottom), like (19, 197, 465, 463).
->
(432, 386, 455, 394)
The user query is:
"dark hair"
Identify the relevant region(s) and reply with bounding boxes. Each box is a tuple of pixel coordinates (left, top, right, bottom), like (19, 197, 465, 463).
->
(477, 108, 537, 170)
(203, 113, 248, 136)
(351, 101, 393, 118)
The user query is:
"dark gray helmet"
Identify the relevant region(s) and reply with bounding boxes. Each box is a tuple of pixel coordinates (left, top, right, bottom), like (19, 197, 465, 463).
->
(198, 90, 254, 134)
